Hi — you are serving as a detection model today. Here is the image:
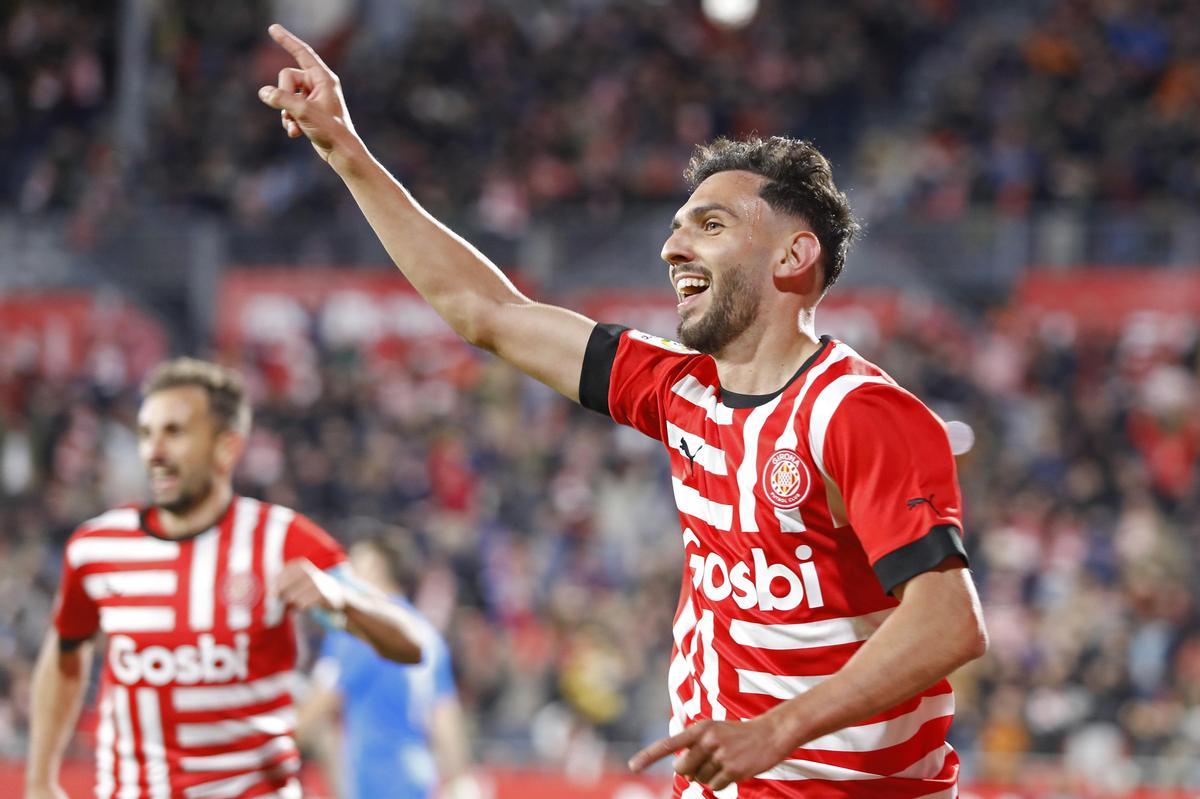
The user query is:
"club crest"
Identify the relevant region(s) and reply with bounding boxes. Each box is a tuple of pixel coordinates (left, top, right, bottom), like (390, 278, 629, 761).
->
(762, 449, 811, 509)
(222, 570, 263, 611)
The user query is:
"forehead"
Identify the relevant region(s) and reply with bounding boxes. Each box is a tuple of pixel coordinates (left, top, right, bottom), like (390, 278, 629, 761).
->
(138, 385, 210, 425)
(676, 170, 768, 219)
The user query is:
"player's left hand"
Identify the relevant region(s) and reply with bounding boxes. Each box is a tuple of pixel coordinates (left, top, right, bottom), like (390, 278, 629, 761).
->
(628, 718, 791, 791)
(275, 558, 347, 613)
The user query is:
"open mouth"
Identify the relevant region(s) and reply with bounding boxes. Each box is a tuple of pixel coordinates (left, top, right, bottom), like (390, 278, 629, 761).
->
(150, 466, 180, 493)
(675, 276, 711, 306)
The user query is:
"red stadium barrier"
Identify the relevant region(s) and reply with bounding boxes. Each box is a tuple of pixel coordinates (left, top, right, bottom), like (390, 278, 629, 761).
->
(6, 761, 1198, 799)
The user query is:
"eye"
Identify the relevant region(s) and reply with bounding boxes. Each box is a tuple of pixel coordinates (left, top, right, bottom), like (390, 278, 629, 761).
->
(704, 219, 723, 232)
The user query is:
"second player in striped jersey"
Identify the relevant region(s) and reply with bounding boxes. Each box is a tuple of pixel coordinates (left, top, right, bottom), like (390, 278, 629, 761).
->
(259, 23, 988, 798)
(26, 358, 426, 799)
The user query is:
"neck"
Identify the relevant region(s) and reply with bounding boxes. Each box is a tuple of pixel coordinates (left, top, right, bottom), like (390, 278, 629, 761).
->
(156, 482, 234, 539)
(713, 306, 820, 394)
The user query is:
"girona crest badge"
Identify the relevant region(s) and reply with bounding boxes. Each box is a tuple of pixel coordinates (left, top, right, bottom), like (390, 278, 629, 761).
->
(762, 449, 811, 509)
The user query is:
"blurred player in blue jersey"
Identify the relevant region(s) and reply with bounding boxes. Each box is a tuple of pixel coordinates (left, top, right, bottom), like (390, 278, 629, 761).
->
(298, 533, 477, 799)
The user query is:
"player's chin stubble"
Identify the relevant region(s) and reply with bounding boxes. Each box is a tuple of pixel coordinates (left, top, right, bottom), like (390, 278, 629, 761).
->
(677, 263, 760, 355)
(155, 472, 216, 516)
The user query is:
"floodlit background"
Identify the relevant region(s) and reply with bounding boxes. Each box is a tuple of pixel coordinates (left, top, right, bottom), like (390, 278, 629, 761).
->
(2, 0, 1199, 797)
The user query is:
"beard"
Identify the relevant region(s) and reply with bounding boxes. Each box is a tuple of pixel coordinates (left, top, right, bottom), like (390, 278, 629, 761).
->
(677, 262, 761, 355)
(153, 470, 217, 516)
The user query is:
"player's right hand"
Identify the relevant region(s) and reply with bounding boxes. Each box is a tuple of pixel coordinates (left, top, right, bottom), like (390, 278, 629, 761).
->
(258, 23, 358, 164)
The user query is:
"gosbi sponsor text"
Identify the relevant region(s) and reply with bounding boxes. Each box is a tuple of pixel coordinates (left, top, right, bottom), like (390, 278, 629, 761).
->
(685, 536, 825, 612)
(108, 633, 251, 686)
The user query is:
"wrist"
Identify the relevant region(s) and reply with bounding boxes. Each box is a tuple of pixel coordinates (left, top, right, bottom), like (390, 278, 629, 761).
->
(329, 133, 371, 179)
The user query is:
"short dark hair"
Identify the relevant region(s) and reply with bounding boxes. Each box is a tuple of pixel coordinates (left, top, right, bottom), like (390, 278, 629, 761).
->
(684, 136, 859, 293)
(141, 357, 252, 436)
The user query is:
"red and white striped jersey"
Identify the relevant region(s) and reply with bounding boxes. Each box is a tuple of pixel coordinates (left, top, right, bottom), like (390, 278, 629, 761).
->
(580, 327, 969, 799)
(53, 496, 346, 799)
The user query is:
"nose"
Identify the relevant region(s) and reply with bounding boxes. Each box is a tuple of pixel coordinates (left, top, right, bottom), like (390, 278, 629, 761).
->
(661, 228, 694, 269)
(141, 431, 166, 462)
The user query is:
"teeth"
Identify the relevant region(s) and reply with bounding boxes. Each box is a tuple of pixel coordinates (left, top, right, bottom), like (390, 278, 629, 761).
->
(675, 277, 711, 293)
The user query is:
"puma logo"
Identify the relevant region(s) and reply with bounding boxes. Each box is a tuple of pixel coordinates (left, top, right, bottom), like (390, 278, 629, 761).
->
(906, 495, 944, 515)
(679, 439, 703, 466)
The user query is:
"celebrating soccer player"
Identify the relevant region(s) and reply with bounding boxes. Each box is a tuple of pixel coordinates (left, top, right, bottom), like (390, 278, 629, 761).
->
(25, 358, 424, 799)
(259, 23, 988, 798)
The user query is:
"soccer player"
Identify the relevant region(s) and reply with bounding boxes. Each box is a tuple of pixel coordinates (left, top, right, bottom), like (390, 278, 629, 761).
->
(25, 358, 424, 799)
(258, 24, 988, 798)
(297, 535, 476, 799)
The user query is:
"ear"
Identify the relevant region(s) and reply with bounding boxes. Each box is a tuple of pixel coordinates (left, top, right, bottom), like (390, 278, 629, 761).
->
(213, 429, 245, 476)
(773, 230, 823, 294)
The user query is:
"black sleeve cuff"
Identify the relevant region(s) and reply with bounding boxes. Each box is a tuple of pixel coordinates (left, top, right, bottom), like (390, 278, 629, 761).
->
(58, 635, 92, 652)
(578, 323, 628, 417)
(873, 524, 968, 595)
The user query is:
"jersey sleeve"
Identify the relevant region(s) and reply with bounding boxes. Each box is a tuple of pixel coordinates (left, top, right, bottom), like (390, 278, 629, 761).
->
(283, 514, 347, 572)
(819, 382, 968, 594)
(578, 324, 695, 442)
(53, 538, 100, 642)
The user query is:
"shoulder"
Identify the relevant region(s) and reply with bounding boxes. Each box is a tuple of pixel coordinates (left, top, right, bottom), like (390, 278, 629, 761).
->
(804, 342, 944, 443)
(64, 506, 149, 568)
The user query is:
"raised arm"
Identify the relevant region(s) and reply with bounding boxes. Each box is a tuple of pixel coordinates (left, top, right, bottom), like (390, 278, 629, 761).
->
(257, 24, 595, 401)
(25, 632, 94, 799)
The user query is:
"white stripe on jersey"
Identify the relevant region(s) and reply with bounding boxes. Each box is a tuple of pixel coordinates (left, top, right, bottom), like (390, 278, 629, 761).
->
(182, 757, 300, 799)
(189, 528, 220, 631)
(176, 707, 297, 747)
(80, 508, 141, 532)
(68, 537, 179, 569)
(671, 478, 733, 531)
(802, 693, 955, 753)
(666, 422, 728, 475)
(893, 742, 952, 779)
(136, 687, 170, 799)
(668, 600, 699, 737)
(773, 343, 854, 452)
(729, 609, 893, 650)
(735, 395, 784, 533)
(671, 375, 734, 424)
(179, 735, 297, 772)
(775, 507, 806, 533)
(95, 693, 115, 799)
(100, 606, 176, 633)
(262, 505, 294, 627)
(112, 686, 140, 799)
(227, 497, 261, 630)
(83, 570, 177, 600)
(172, 670, 296, 712)
(807, 374, 894, 480)
(735, 669, 830, 699)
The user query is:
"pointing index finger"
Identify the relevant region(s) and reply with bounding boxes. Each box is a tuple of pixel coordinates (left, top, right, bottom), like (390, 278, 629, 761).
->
(628, 725, 703, 772)
(268, 23, 329, 72)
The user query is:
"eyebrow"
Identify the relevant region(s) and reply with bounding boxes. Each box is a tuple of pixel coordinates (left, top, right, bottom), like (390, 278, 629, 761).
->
(670, 202, 739, 230)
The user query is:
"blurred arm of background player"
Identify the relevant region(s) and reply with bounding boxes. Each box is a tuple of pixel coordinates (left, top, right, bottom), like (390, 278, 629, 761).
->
(257, 24, 596, 401)
(276, 559, 424, 664)
(24, 633, 94, 799)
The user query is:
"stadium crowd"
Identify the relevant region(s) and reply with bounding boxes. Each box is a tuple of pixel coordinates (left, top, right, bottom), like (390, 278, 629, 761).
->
(3, 0, 1200, 792)
(6, 0, 1200, 236)
(1, 300, 1198, 789)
